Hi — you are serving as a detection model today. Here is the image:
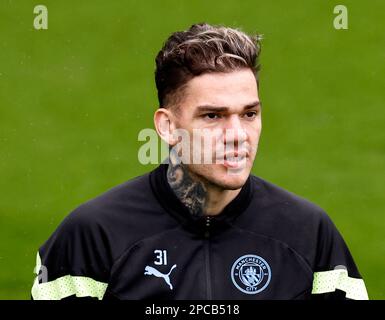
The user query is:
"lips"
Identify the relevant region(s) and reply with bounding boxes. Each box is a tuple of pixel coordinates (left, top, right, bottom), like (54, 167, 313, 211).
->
(218, 151, 248, 168)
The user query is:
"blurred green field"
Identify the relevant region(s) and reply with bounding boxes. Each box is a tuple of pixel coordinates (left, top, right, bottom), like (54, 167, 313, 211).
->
(0, 0, 384, 299)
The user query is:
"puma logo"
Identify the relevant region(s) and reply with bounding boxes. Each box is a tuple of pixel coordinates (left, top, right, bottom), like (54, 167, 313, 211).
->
(144, 264, 177, 290)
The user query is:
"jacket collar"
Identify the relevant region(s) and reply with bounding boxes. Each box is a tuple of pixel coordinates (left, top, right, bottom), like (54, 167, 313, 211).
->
(150, 164, 253, 236)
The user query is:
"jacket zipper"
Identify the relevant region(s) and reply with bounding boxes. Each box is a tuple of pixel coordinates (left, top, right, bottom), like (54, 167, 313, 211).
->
(204, 216, 212, 300)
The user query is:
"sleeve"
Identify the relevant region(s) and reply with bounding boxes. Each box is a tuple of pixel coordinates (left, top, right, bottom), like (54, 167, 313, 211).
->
(311, 212, 369, 300)
(31, 205, 112, 300)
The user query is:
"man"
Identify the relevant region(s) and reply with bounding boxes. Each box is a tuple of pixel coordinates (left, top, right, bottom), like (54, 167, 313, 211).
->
(31, 23, 368, 300)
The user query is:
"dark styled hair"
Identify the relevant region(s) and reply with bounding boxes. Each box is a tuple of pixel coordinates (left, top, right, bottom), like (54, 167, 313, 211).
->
(155, 23, 262, 108)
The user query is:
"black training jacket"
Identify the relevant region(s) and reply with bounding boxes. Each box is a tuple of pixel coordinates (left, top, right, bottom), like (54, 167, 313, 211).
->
(31, 164, 368, 300)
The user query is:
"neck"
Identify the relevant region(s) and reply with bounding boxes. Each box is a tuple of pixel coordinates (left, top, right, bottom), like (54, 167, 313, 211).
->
(166, 160, 241, 217)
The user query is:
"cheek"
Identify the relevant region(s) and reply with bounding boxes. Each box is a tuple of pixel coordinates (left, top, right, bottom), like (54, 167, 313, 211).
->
(191, 130, 223, 148)
(248, 121, 262, 140)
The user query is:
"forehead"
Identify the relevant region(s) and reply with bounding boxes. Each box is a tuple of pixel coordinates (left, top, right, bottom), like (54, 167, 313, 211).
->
(182, 69, 259, 109)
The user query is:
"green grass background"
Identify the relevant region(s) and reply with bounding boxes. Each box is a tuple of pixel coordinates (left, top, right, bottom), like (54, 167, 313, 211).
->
(0, 0, 384, 299)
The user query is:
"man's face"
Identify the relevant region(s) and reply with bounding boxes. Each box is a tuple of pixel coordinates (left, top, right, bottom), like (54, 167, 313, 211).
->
(170, 68, 262, 190)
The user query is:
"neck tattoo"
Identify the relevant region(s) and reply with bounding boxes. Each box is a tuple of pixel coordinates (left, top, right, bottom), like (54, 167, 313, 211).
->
(167, 160, 207, 217)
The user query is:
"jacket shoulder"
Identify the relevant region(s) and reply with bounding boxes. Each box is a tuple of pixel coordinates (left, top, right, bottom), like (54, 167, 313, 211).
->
(239, 175, 338, 268)
(42, 172, 176, 264)
(250, 175, 329, 222)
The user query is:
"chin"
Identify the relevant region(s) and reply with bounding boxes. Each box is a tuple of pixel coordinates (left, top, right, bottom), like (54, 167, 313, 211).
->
(213, 173, 248, 190)
(189, 163, 251, 191)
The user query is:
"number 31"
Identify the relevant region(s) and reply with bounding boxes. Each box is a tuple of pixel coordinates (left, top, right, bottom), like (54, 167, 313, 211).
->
(154, 249, 168, 265)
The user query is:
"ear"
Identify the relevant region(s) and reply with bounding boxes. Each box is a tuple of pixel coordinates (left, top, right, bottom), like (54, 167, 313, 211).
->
(154, 108, 178, 146)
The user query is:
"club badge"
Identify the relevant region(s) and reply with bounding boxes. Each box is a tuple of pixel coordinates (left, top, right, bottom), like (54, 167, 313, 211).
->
(231, 254, 271, 294)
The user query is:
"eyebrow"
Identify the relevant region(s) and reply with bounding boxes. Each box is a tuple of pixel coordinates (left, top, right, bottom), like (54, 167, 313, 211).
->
(195, 101, 261, 114)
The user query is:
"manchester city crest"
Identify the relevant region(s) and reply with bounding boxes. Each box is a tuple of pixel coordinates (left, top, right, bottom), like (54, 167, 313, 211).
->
(231, 254, 271, 294)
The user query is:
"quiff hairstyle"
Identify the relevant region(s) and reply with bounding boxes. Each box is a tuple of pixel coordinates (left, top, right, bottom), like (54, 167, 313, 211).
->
(155, 23, 262, 108)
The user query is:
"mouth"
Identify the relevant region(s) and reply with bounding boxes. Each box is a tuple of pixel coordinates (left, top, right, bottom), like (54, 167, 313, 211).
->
(220, 152, 248, 169)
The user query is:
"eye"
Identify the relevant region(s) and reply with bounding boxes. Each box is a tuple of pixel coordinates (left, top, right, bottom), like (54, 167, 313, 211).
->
(243, 111, 258, 119)
(203, 113, 221, 120)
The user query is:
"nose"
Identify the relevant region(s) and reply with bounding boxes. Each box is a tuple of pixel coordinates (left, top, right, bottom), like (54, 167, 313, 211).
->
(223, 115, 247, 147)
